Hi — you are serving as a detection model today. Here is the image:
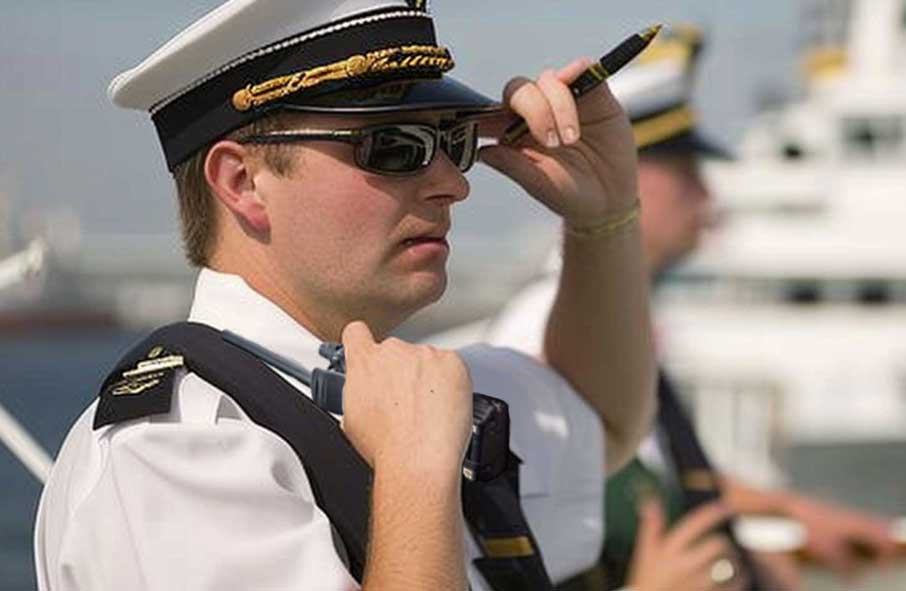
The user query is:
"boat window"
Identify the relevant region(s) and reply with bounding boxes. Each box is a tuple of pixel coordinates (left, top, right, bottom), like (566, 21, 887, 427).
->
(858, 282, 892, 305)
(784, 281, 822, 304)
(782, 142, 806, 161)
(842, 116, 904, 159)
(659, 274, 906, 306)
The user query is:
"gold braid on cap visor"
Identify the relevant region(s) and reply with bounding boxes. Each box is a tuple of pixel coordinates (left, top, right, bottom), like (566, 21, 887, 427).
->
(632, 105, 696, 149)
(232, 45, 455, 112)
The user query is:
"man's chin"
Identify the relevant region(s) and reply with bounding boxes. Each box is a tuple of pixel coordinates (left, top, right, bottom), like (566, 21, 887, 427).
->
(409, 271, 448, 308)
(379, 274, 447, 334)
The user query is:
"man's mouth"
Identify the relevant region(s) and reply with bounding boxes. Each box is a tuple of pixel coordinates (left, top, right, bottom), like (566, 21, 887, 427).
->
(401, 223, 451, 248)
(403, 236, 449, 247)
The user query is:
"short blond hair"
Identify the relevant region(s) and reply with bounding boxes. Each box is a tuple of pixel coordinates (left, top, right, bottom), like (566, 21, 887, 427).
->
(172, 113, 297, 267)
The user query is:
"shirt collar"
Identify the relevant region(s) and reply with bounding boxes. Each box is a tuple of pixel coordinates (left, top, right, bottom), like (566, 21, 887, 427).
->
(188, 268, 328, 372)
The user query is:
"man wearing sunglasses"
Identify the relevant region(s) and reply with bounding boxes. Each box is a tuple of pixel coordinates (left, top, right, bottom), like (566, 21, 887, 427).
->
(34, 1, 655, 590)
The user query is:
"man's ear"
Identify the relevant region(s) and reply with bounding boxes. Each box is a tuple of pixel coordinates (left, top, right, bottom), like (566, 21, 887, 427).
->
(204, 140, 270, 232)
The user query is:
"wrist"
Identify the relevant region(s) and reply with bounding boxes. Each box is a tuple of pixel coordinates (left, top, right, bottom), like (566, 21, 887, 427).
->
(564, 198, 641, 240)
(371, 455, 464, 530)
(779, 491, 814, 520)
(749, 486, 802, 518)
(374, 446, 464, 486)
(368, 452, 467, 591)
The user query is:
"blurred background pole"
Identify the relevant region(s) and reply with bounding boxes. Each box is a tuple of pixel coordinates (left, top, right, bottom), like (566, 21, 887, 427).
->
(0, 237, 51, 483)
(0, 402, 52, 484)
(0, 238, 45, 293)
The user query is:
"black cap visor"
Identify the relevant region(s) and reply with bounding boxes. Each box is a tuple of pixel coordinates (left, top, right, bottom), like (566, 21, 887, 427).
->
(274, 75, 502, 117)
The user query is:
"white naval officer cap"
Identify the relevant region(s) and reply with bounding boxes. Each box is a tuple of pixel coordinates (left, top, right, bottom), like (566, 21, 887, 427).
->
(109, 0, 501, 171)
(609, 24, 730, 159)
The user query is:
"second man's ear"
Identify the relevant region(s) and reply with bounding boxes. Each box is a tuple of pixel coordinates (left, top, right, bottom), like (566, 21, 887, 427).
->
(204, 140, 271, 233)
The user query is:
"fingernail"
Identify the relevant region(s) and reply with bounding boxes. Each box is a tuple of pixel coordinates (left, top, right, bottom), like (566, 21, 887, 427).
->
(564, 126, 578, 144)
(546, 130, 559, 148)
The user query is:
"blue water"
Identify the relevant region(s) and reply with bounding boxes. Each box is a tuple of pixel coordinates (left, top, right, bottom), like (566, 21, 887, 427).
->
(1, 331, 143, 591)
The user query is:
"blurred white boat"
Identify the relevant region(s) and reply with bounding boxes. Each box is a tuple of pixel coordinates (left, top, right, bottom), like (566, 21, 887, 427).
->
(657, 0, 906, 485)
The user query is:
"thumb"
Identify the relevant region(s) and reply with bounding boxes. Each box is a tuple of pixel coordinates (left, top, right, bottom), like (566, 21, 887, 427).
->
(636, 497, 667, 553)
(479, 145, 560, 214)
(341, 320, 375, 359)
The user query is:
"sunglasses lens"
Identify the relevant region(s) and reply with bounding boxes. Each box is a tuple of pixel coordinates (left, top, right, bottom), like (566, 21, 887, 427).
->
(362, 126, 434, 174)
(444, 122, 478, 172)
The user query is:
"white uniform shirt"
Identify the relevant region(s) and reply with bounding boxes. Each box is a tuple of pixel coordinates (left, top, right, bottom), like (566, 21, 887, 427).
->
(487, 272, 678, 526)
(35, 269, 604, 590)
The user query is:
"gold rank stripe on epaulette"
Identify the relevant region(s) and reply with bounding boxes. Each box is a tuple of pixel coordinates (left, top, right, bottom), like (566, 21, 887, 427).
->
(232, 45, 455, 112)
(122, 354, 185, 378)
(481, 535, 535, 558)
(633, 105, 696, 149)
(682, 469, 721, 492)
(111, 354, 184, 397)
(111, 378, 162, 396)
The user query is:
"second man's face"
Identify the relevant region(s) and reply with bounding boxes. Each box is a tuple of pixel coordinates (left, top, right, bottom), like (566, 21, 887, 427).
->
(637, 153, 713, 273)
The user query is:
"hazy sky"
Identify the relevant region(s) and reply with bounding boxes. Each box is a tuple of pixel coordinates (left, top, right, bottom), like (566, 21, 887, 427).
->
(1, 1, 800, 246)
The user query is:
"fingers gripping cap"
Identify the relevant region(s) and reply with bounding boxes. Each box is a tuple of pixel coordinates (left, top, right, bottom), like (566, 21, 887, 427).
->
(109, 0, 500, 171)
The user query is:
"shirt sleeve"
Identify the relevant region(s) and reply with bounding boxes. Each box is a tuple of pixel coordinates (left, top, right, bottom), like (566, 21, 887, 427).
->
(457, 344, 605, 583)
(52, 373, 359, 591)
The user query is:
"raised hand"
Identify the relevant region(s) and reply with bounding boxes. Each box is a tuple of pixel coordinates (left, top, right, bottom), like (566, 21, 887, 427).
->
(479, 58, 639, 229)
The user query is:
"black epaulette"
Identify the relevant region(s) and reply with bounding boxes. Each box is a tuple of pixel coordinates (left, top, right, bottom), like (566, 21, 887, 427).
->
(94, 342, 185, 429)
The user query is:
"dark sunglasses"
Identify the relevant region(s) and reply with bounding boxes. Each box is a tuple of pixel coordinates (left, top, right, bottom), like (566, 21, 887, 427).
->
(238, 121, 479, 176)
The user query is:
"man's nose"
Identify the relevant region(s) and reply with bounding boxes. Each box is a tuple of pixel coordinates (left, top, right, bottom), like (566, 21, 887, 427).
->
(420, 149, 470, 205)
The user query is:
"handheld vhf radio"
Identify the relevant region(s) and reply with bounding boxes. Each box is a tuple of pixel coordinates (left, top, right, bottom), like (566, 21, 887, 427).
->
(223, 332, 511, 482)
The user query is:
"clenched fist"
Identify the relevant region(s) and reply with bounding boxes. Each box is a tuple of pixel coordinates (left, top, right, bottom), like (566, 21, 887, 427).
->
(340, 321, 473, 478)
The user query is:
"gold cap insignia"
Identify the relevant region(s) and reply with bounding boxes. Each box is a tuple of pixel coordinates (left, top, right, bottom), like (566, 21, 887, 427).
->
(232, 45, 454, 112)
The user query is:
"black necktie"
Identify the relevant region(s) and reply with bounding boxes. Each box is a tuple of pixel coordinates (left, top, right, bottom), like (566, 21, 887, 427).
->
(657, 370, 768, 591)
